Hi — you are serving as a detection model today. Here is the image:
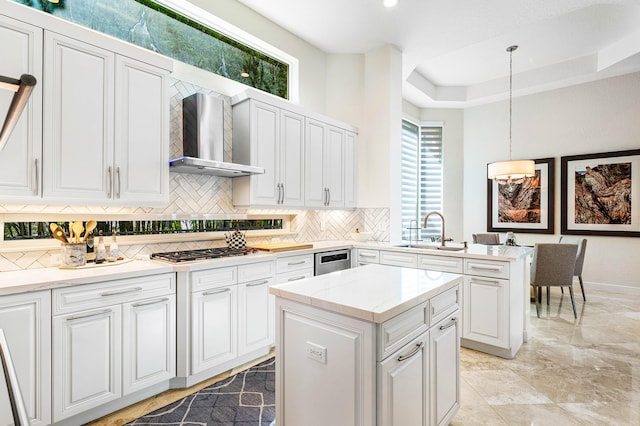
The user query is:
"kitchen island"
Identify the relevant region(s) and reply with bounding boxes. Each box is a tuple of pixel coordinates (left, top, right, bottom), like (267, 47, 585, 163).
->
(270, 264, 463, 426)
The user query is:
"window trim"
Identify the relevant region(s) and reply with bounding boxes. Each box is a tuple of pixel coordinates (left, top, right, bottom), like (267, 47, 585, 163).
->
(155, 0, 299, 102)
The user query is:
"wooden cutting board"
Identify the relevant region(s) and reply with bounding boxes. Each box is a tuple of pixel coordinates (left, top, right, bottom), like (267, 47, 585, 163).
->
(249, 242, 313, 252)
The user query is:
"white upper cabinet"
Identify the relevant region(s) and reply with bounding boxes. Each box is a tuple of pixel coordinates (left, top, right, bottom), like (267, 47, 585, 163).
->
(232, 99, 305, 207)
(231, 89, 356, 209)
(42, 31, 170, 206)
(0, 15, 43, 201)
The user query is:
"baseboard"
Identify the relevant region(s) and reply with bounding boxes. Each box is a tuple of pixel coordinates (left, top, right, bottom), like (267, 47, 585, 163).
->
(585, 281, 640, 295)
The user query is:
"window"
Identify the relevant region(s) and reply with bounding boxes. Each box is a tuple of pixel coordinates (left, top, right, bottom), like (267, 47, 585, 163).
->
(14, 0, 289, 99)
(400, 120, 443, 241)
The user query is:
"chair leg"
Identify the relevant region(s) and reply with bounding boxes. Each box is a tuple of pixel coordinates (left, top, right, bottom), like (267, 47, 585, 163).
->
(568, 286, 577, 318)
(560, 287, 564, 294)
(546, 286, 550, 305)
(578, 275, 586, 301)
(536, 286, 541, 318)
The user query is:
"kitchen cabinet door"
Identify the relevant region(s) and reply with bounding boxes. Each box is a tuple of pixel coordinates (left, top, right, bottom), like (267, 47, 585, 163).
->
(378, 332, 430, 426)
(280, 109, 305, 206)
(191, 285, 237, 374)
(42, 30, 115, 203)
(304, 117, 327, 207)
(325, 125, 345, 207)
(53, 306, 122, 421)
(0, 291, 51, 426)
(238, 278, 273, 355)
(430, 313, 460, 426)
(114, 56, 169, 206)
(122, 294, 176, 396)
(0, 16, 42, 201)
(344, 130, 357, 208)
(462, 275, 509, 348)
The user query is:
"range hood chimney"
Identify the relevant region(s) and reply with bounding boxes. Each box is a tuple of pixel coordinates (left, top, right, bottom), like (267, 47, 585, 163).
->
(169, 93, 264, 177)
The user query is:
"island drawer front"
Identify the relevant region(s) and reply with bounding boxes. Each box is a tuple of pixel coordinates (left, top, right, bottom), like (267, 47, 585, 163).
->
(430, 284, 460, 325)
(356, 249, 380, 265)
(418, 254, 463, 273)
(53, 273, 176, 315)
(379, 251, 418, 268)
(464, 259, 509, 279)
(238, 260, 275, 283)
(377, 301, 429, 361)
(276, 269, 314, 284)
(276, 254, 314, 274)
(191, 267, 237, 293)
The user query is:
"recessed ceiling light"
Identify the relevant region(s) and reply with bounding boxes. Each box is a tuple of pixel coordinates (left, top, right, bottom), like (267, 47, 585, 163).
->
(384, 0, 398, 7)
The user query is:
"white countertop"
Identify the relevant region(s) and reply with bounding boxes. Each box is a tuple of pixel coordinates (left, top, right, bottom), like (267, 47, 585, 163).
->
(270, 263, 462, 323)
(354, 241, 533, 261)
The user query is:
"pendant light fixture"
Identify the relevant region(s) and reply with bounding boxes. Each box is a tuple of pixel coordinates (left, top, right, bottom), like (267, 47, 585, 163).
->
(487, 45, 535, 183)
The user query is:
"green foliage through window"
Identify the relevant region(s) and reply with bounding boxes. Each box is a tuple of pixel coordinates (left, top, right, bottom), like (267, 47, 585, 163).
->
(14, 0, 289, 98)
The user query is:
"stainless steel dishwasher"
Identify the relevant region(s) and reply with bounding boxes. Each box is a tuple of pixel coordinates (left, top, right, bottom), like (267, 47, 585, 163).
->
(314, 248, 351, 275)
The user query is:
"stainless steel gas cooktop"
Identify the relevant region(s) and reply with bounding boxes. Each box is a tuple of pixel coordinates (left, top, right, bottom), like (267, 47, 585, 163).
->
(151, 247, 258, 263)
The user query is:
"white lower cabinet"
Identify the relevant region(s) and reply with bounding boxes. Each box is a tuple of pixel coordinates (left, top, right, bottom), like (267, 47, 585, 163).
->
(380, 250, 418, 268)
(239, 277, 274, 355)
(52, 273, 176, 422)
(378, 332, 430, 425)
(354, 248, 380, 267)
(0, 291, 51, 426)
(430, 313, 460, 426)
(462, 275, 509, 348)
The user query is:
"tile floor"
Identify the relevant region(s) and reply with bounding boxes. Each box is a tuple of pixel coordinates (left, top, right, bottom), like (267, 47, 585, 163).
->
(92, 287, 640, 425)
(452, 288, 640, 425)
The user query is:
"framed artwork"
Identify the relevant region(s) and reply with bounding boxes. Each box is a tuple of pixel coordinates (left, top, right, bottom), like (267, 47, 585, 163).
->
(487, 157, 555, 234)
(561, 149, 640, 236)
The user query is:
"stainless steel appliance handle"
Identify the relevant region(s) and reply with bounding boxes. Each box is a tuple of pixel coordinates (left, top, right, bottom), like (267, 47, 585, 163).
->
(100, 286, 143, 297)
(0, 328, 30, 426)
(397, 341, 424, 362)
(439, 317, 457, 330)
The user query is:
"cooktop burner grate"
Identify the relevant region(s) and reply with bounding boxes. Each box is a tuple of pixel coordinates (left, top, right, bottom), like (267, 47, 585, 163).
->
(151, 247, 258, 263)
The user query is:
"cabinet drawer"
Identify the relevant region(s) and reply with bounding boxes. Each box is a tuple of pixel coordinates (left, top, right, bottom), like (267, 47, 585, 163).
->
(276, 254, 314, 274)
(430, 284, 460, 325)
(377, 301, 429, 361)
(238, 261, 275, 283)
(191, 267, 237, 292)
(418, 254, 463, 273)
(53, 273, 175, 315)
(355, 248, 379, 264)
(379, 251, 418, 268)
(276, 269, 314, 284)
(464, 259, 509, 279)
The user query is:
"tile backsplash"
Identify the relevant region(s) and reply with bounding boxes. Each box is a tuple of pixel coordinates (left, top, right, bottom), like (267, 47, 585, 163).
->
(0, 79, 389, 271)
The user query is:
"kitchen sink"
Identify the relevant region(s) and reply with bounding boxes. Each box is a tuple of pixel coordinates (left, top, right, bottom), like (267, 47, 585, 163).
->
(394, 244, 466, 252)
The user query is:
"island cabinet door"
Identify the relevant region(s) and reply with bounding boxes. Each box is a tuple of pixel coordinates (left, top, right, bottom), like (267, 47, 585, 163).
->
(378, 332, 430, 426)
(462, 276, 509, 348)
(191, 285, 237, 374)
(430, 312, 460, 426)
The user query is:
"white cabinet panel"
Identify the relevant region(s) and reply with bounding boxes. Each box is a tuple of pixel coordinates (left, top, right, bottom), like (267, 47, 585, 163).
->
(0, 291, 51, 426)
(238, 278, 273, 355)
(53, 306, 122, 421)
(380, 250, 418, 268)
(280, 109, 305, 206)
(325, 125, 345, 207)
(462, 276, 509, 348)
(122, 295, 176, 395)
(430, 313, 460, 426)
(304, 118, 326, 207)
(0, 15, 42, 201)
(344, 131, 357, 208)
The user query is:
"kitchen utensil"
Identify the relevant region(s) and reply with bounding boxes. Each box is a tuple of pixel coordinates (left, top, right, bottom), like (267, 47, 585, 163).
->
(72, 222, 84, 243)
(83, 220, 97, 242)
(225, 228, 247, 249)
(50, 223, 68, 244)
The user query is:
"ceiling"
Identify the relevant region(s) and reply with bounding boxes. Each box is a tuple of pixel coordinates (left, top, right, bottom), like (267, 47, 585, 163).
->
(235, 0, 640, 108)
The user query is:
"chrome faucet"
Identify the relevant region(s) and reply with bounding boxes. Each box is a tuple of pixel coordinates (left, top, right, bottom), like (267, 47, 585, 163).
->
(423, 211, 447, 247)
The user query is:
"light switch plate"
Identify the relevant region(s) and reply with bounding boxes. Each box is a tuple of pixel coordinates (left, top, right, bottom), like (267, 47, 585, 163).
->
(306, 341, 327, 364)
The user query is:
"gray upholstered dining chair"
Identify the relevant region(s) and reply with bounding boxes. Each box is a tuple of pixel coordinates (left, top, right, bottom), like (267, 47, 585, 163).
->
(559, 236, 588, 301)
(530, 243, 579, 318)
(472, 233, 500, 244)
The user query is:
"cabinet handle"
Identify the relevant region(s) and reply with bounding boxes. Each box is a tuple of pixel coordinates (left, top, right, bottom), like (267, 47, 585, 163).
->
(397, 341, 424, 362)
(203, 287, 231, 296)
(116, 167, 121, 198)
(470, 278, 501, 286)
(107, 166, 112, 198)
(327, 188, 331, 205)
(470, 264, 502, 271)
(66, 309, 112, 322)
(33, 158, 39, 195)
(287, 275, 307, 282)
(100, 286, 143, 297)
(132, 297, 169, 307)
(359, 253, 377, 258)
(439, 317, 457, 330)
(246, 280, 269, 287)
(280, 183, 285, 204)
(287, 260, 306, 266)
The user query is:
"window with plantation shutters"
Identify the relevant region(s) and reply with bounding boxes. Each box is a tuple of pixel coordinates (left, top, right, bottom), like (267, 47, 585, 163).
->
(401, 120, 443, 241)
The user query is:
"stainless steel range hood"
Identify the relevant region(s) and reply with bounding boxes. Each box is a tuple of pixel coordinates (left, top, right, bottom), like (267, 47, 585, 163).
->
(169, 93, 264, 177)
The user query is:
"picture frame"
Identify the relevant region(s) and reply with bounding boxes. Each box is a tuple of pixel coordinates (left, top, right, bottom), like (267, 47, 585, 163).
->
(561, 149, 640, 236)
(487, 157, 555, 234)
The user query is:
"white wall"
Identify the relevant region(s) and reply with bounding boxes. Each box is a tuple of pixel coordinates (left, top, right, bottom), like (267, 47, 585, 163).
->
(464, 72, 640, 291)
